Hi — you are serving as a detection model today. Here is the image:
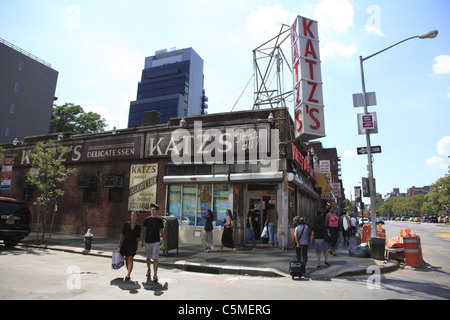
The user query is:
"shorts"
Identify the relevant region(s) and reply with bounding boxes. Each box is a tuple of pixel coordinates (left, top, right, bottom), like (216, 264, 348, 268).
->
(145, 242, 160, 260)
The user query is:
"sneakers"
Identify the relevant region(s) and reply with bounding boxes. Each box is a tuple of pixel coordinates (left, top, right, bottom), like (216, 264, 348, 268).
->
(146, 269, 158, 282)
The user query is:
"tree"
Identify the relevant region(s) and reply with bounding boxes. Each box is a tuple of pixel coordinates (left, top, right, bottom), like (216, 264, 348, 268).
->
(51, 103, 107, 134)
(26, 140, 75, 244)
(423, 172, 450, 216)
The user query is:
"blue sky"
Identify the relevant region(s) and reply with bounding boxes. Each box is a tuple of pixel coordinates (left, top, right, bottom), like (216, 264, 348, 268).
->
(1, 0, 449, 200)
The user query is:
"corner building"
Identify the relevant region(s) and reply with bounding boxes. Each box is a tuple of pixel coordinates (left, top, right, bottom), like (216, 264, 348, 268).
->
(1, 108, 323, 249)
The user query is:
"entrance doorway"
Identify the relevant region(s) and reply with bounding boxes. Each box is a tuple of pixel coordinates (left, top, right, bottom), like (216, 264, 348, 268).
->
(247, 195, 275, 242)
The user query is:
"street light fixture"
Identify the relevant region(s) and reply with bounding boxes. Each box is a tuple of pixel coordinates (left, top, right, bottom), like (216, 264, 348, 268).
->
(359, 30, 438, 239)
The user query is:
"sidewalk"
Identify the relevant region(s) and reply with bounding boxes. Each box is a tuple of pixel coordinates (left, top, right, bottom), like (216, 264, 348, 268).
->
(20, 232, 398, 279)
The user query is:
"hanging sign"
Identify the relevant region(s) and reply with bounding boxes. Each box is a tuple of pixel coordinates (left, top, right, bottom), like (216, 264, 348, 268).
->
(291, 15, 326, 141)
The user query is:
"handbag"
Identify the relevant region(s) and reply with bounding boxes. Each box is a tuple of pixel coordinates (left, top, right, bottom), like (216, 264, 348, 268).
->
(112, 252, 124, 270)
(261, 226, 268, 238)
(323, 226, 332, 243)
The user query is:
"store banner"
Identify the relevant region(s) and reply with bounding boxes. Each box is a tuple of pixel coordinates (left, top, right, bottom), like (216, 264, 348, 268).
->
(1, 155, 14, 191)
(128, 163, 158, 211)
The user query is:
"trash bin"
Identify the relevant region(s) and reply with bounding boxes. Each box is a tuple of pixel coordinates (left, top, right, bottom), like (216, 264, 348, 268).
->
(161, 216, 179, 256)
(369, 237, 386, 260)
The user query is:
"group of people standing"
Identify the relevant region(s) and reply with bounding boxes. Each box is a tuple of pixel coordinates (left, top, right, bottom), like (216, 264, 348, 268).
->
(295, 206, 358, 271)
(117, 201, 357, 281)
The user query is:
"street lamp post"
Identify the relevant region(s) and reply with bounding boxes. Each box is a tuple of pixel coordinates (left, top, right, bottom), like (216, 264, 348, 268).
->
(359, 30, 438, 239)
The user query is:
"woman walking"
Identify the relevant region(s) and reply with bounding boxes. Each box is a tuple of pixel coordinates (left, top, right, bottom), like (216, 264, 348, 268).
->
(310, 212, 330, 268)
(118, 211, 141, 282)
(325, 206, 339, 256)
(221, 209, 236, 251)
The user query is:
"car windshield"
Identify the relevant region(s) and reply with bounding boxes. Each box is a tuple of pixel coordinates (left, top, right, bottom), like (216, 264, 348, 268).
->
(0, 202, 27, 215)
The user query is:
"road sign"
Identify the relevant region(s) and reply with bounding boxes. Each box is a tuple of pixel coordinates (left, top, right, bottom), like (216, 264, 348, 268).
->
(353, 92, 377, 108)
(357, 112, 378, 134)
(357, 146, 382, 155)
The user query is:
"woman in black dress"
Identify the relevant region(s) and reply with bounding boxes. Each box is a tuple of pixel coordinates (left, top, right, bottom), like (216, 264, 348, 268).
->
(118, 211, 141, 282)
(221, 209, 235, 251)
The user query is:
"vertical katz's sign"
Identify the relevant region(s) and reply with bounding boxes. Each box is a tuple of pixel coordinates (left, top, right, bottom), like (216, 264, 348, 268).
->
(291, 16, 326, 141)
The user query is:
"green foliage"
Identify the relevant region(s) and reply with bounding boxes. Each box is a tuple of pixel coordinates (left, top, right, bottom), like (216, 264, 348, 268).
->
(25, 140, 76, 206)
(378, 171, 450, 217)
(51, 103, 107, 134)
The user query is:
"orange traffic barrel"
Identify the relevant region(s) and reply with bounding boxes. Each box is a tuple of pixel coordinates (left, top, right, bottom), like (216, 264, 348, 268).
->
(403, 236, 424, 267)
(362, 224, 371, 244)
(377, 225, 386, 238)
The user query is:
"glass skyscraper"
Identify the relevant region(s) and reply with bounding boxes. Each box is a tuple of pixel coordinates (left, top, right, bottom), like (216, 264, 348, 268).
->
(128, 47, 206, 127)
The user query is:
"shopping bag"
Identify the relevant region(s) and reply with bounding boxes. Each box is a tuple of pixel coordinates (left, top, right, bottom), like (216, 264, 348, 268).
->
(261, 226, 268, 238)
(112, 252, 124, 270)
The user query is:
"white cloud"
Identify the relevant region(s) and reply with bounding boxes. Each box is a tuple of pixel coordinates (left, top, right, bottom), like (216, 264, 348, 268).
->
(320, 37, 357, 60)
(314, 0, 354, 33)
(343, 150, 357, 158)
(426, 156, 447, 169)
(437, 136, 450, 156)
(426, 136, 450, 169)
(433, 55, 450, 74)
(245, 5, 296, 44)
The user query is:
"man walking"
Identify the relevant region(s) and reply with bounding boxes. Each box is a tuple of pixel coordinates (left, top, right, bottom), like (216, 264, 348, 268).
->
(243, 204, 257, 249)
(142, 203, 165, 282)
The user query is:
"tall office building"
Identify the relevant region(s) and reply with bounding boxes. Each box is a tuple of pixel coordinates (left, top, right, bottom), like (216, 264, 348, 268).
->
(0, 37, 58, 144)
(128, 47, 207, 127)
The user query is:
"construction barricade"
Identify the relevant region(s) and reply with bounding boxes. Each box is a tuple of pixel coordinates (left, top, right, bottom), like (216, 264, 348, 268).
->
(385, 236, 405, 261)
(403, 236, 424, 267)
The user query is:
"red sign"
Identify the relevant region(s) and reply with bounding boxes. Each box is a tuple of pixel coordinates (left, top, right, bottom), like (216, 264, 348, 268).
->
(292, 144, 315, 178)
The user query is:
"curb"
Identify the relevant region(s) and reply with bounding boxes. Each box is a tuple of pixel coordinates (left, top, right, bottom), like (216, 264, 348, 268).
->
(19, 243, 287, 278)
(336, 260, 399, 277)
(18, 242, 398, 279)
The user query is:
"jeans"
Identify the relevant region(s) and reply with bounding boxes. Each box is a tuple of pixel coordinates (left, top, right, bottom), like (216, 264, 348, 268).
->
(329, 226, 339, 250)
(243, 228, 256, 248)
(268, 225, 278, 245)
(295, 245, 308, 272)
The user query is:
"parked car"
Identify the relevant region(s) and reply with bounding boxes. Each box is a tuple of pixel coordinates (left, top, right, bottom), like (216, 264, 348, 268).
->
(0, 197, 32, 247)
(358, 218, 370, 226)
(376, 217, 384, 224)
(421, 216, 429, 223)
(429, 216, 438, 223)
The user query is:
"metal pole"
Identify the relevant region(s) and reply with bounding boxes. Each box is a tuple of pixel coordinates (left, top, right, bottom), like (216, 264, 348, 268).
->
(357, 31, 437, 238)
(359, 56, 378, 238)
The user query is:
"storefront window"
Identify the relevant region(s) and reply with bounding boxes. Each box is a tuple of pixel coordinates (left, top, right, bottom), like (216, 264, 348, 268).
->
(168, 185, 181, 223)
(213, 184, 229, 227)
(182, 184, 197, 225)
(167, 183, 230, 227)
(197, 184, 212, 226)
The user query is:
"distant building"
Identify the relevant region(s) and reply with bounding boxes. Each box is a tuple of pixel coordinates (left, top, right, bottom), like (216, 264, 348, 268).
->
(308, 141, 344, 201)
(0, 37, 58, 144)
(407, 186, 430, 197)
(128, 48, 206, 127)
